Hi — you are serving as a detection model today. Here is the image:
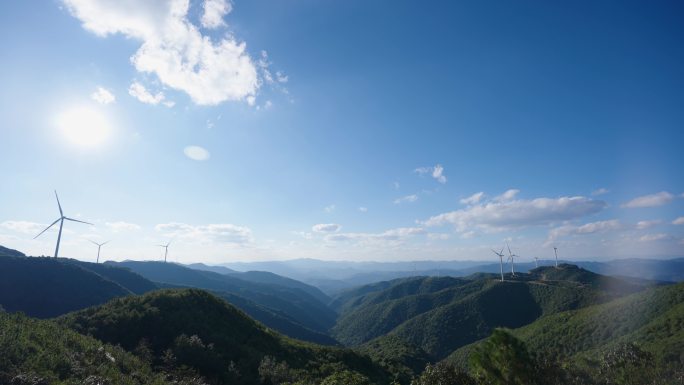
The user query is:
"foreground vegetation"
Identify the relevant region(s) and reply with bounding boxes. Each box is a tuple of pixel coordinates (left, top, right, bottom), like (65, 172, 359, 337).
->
(58, 289, 390, 385)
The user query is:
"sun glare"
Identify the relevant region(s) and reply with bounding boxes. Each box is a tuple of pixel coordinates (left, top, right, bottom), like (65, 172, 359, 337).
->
(56, 106, 112, 147)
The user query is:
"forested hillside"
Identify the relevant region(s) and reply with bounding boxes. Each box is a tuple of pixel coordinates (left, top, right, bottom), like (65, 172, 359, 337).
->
(59, 289, 391, 385)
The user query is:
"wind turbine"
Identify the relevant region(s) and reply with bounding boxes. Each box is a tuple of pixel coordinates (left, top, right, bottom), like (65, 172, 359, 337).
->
(90, 240, 110, 263)
(507, 242, 517, 276)
(158, 241, 171, 263)
(34, 190, 93, 258)
(491, 248, 505, 281)
(533, 256, 539, 268)
(553, 247, 559, 268)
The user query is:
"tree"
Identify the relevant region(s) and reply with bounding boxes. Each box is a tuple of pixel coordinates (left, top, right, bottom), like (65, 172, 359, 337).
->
(411, 362, 476, 385)
(320, 370, 372, 385)
(469, 328, 536, 385)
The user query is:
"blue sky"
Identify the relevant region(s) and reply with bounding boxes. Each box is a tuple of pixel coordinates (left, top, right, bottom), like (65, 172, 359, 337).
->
(1, 0, 683, 263)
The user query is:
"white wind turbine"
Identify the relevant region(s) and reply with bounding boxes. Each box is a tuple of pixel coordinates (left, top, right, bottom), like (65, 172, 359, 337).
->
(553, 247, 559, 268)
(491, 248, 506, 282)
(533, 256, 540, 268)
(507, 243, 518, 276)
(158, 241, 171, 263)
(34, 190, 93, 258)
(90, 240, 110, 263)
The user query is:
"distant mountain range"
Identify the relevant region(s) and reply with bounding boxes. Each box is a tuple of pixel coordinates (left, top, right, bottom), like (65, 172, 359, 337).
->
(222, 257, 684, 294)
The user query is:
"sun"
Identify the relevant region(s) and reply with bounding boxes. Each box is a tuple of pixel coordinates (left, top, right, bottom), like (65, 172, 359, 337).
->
(56, 106, 112, 147)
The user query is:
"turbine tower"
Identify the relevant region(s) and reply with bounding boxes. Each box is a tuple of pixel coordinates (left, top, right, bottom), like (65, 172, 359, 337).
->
(90, 240, 109, 263)
(491, 248, 505, 282)
(34, 190, 93, 258)
(553, 247, 559, 268)
(507, 242, 517, 276)
(533, 256, 539, 268)
(158, 241, 171, 263)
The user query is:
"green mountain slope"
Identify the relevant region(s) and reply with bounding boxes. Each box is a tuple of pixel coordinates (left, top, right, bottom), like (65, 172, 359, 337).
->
(0, 312, 169, 384)
(59, 289, 390, 385)
(332, 278, 488, 345)
(218, 291, 339, 345)
(157, 280, 339, 345)
(63, 258, 158, 294)
(335, 265, 643, 362)
(446, 281, 684, 372)
(0, 255, 134, 318)
(109, 260, 337, 334)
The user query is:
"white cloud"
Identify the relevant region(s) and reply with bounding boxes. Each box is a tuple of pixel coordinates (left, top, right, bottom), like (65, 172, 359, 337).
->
(276, 71, 288, 83)
(155, 222, 252, 245)
(325, 227, 425, 244)
(432, 164, 447, 184)
(393, 182, 400, 190)
(90, 86, 116, 104)
(592, 188, 609, 196)
(105, 221, 141, 232)
(128, 82, 165, 105)
(324, 204, 336, 213)
(424, 191, 607, 233)
(0, 221, 47, 235)
(547, 219, 621, 244)
(460, 192, 485, 205)
(358, 207, 368, 213)
(394, 194, 418, 204)
(622, 191, 674, 208)
(292, 231, 313, 240)
(494, 189, 520, 202)
(415, 164, 447, 184)
(428, 233, 450, 240)
(673, 217, 684, 225)
(312, 223, 341, 233)
(63, 0, 259, 105)
(639, 233, 670, 242)
(201, 0, 231, 29)
(184, 145, 210, 161)
(636, 220, 662, 230)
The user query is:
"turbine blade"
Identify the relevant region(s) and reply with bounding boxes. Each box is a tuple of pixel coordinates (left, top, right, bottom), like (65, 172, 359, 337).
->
(89, 240, 99, 246)
(64, 217, 94, 225)
(54, 190, 63, 216)
(102, 240, 110, 246)
(34, 218, 61, 239)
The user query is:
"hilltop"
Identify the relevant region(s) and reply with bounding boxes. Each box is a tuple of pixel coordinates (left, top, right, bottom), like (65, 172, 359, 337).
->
(59, 289, 391, 385)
